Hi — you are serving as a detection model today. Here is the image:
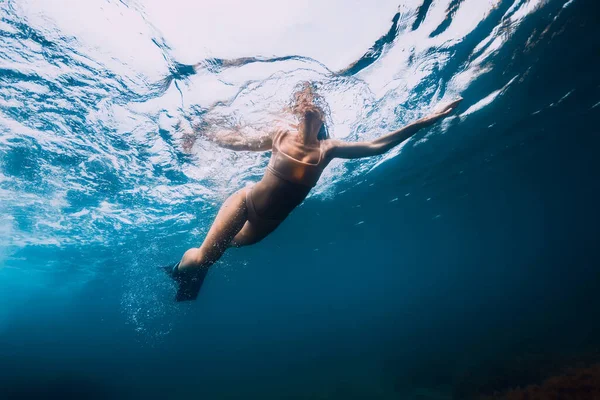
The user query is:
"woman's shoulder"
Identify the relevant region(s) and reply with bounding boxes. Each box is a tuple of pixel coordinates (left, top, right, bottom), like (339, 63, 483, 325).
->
(319, 138, 344, 160)
(319, 137, 339, 149)
(271, 127, 289, 140)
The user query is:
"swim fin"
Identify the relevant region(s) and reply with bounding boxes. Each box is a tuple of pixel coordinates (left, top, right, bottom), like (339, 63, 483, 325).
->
(159, 262, 180, 278)
(160, 262, 207, 302)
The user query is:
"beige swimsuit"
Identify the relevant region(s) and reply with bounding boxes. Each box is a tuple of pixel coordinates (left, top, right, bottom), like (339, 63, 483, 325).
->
(246, 130, 327, 224)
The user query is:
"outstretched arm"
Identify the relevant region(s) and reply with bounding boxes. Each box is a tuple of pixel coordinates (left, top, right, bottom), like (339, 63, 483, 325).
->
(178, 119, 274, 152)
(325, 98, 462, 159)
(203, 127, 273, 152)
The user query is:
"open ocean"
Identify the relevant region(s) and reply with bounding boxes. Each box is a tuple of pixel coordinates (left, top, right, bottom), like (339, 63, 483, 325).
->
(1, 0, 599, 398)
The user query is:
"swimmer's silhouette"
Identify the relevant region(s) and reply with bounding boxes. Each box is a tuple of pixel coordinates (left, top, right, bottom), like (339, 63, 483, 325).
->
(163, 82, 462, 301)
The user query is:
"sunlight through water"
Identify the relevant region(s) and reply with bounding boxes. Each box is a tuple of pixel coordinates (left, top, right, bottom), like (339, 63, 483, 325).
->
(0, 0, 582, 340)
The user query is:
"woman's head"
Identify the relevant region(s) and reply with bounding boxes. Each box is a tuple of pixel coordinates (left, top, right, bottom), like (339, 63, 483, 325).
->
(290, 82, 329, 140)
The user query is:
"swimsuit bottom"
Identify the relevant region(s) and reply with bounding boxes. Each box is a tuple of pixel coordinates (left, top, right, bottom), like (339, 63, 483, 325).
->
(245, 184, 286, 230)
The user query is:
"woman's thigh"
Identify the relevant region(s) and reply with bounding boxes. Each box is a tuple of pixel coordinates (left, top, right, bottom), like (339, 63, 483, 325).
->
(198, 188, 248, 256)
(230, 218, 282, 247)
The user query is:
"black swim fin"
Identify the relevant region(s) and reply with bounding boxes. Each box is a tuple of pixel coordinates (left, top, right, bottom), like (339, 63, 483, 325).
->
(159, 262, 179, 277)
(160, 262, 207, 302)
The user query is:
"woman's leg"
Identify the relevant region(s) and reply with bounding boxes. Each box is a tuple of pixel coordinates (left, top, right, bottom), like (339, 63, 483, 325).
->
(179, 188, 248, 272)
(169, 188, 249, 301)
(169, 187, 282, 301)
(230, 219, 282, 247)
(229, 187, 283, 248)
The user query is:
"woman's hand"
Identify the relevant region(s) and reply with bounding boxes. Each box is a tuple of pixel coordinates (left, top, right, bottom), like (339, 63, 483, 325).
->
(327, 96, 464, 159)
(422, 97, 463, 124)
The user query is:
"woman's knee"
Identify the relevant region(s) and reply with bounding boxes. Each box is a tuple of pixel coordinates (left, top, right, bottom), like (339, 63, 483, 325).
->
(230, 224, 271, 248)
(230, 235, 256, 248)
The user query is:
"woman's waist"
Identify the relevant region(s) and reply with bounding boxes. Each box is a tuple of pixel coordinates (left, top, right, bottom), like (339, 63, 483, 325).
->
(267, 158, 321, 188)
(251, 172, 311, 218)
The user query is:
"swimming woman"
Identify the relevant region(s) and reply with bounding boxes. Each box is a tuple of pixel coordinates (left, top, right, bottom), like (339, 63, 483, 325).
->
(164, 83, 462, 301)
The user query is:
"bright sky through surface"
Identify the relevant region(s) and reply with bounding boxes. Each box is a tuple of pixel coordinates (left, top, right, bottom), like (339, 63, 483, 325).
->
(18, 0, 404, 79)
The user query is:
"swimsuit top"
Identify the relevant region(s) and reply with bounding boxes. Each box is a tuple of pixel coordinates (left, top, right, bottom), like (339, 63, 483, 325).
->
(267, 130, 326, 188)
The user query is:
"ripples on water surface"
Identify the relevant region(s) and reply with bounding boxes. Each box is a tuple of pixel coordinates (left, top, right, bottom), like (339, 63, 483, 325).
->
(1, 0, 600, 398)
(0, 0, 574, 251)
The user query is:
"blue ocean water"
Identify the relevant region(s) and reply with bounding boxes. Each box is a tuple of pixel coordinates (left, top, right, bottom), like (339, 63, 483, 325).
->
(1, 0, 599, 399)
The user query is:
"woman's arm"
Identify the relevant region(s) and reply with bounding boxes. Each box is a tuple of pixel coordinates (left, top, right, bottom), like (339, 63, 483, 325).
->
(325, 98, 462, 159)
(178, 118, 274, 152)
(203, 128, 273, 152)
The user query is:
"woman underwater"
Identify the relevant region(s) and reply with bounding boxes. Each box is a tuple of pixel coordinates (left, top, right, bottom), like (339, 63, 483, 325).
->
(164, 83, 462, 301)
